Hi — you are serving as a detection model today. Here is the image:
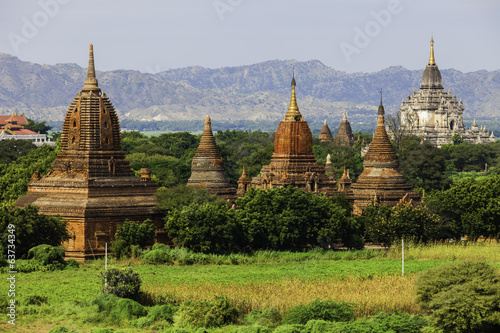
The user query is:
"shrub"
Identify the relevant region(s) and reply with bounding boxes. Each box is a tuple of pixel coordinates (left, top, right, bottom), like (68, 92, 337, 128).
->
(142, 249, 174, 265)
(231, 325, 272, 333)
(111, 219, 155, 258)
(99, 268, 142, 299)
(134, 304, 178, 327)
(66, 259, 80, 269)
(417, 261, 500, 332)
(51, 326, 79, 333)
(244, 307, 282, 328)
(92, 294, 147, 322)
(273, 324, 305, 333)
(28, 244, 66, 267)
(302, 320, 338, 332)
(175, 296, 240, 328)
(21, 294, 48, 306)
(282, 299, 356, 325)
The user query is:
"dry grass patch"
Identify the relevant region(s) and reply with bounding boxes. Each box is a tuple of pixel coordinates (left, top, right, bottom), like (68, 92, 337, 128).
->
(144, 275, 418, 317)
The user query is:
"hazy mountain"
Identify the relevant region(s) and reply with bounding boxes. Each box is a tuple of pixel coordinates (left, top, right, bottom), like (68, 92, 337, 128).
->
(1, 53, 499, 131)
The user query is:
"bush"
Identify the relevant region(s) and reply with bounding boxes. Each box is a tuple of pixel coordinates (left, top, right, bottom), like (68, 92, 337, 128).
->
(142, 249, 174, 265)
(0, 205, 69, 259)
(99, 268, 142, 299)
(92, 294, 147, 322)
(111, 219, 156, 258)
(50, 326, 79, 333)
(28, 244, 66, 267)
(231, 325, 272, 333)
(175, 296, 240, 328)
(282, 299, 356, 325)
(417, 261, 500, 332)
(273, 324, 305, 333)
(134, 304, 178, 327)
(244, 307, 282, 328)
(21, 294, 48, 306)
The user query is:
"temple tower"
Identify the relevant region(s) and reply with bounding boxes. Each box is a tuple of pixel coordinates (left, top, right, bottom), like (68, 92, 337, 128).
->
(251, 73, 336, 195)
(399, 37, 494, 146)
(318, 120, 333, 142)
(236, 166, 251, 197)
(335, 111, 355, 146)
(187, 115, 236, 201)
(352, 95, 419, 215)
(15, 45, 161, 260)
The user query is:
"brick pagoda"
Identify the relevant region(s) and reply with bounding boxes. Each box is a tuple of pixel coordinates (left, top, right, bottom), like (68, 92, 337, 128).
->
(351, 95, 419, 215)
(318, 120, 333, 142)
(187, 115, 236, 201)
(248, 74, 336, 195)
(335, 111, 355, 146)
(15, 45, 161, 260)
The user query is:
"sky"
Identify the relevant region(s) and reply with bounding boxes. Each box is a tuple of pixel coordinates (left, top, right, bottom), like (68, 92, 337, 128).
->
(0, 0, 499, 74)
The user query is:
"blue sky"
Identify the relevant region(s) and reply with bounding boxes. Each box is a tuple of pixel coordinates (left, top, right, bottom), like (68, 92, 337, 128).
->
(1, 0, 498, 73)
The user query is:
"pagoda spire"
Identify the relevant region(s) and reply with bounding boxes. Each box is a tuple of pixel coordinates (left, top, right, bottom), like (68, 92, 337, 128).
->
(428, 36, 436, 65)
(287, 68, 299, 115)
(83, 44, 100, 92)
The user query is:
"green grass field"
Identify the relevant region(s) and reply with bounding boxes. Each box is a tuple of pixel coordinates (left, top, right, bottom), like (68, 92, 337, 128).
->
(2, 242, 500, 332)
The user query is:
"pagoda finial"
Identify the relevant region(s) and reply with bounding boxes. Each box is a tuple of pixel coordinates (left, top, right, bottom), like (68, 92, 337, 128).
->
(378, 88, 385, 116)
(287, 69, 299, 114)
(324, 119, 327, 125)
(343, 110, 347, 121)
(204, 115, 212, 131)
(429, 36, 436, 65)
(83, 44, 99, 91)
(242, 165, 247, 176)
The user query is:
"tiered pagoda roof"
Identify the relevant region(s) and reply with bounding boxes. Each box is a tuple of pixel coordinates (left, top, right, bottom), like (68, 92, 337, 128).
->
(335, 111, 355, 146)
(318, 120, 333, 142)
(352, 95, 419, 215)
(250, 73, 336, 195)
(187, 115, 236, 201)
(15, 45, 161, 260)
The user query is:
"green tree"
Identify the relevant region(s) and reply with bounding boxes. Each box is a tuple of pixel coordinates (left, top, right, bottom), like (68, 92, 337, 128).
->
(234, 187, 357, 250)
(0, 140, 37, 164)
(165, 201, 242, 253)
(363, 202, 443, 247)
(399, 138, 452, 191)
(451, 133, 464, 145)
(417, 261, 500, 332)
(0, 144, 59, 203)
(426, 176, 500, 241)
(25, 118, 52, 134)
(0, 205, 69, 259)
(156, 185, 223, 214)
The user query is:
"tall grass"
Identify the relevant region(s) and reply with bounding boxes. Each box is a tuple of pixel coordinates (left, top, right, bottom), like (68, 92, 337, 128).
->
(143, 275, 418, 317)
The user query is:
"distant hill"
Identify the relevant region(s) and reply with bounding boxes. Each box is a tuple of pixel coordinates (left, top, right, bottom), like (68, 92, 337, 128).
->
(1, 53, 499, 132)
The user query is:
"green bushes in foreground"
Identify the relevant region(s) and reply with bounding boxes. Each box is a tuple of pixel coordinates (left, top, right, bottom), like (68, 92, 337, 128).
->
(282, 299, 356, 325)
(417, 261, 500, 333)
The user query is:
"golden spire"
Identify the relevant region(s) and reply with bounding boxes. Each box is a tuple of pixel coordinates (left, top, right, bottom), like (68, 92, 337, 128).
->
(287, 68, 299, 115)
(83, 44, 99, 91)
(428, 36, 436, 65)
(241, 166, 247, 177)
(378, 88, 385, 116)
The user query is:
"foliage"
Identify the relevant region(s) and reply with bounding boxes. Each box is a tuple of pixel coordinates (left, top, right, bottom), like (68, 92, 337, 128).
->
(175, 296, 240, 328)
(234, 187, 357, 250)
(111, 219, 155, 258)
(165, 201, 242, 254)
(0, 139, 37, 164)
(417, 261, 500, 333)
(399, 137, 452, 191)
(25, 118, 53, 134)
(282, 298, 355, 325)
(442, 141, 500, 173)
(156, 185, 224, 214)
(48, 326, 79, 333)
(244, 307, 282, 328)
(313, 140, 365, 181)
(0, 144, 58, 203)
(127, 153, 191, 187)
(425, 175, 500, 240)
(91, 294, 147, 322)
(273, 324, 305, 333)
(0, 205, 69, 259)
(133, 304, 178, 327)
(363, 202, 444, 247)
(214, 130, 275, 186)
(99, 268, 142, 300)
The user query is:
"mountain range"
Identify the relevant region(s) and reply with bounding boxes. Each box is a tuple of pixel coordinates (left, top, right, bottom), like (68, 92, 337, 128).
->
(1, 52, 499, 132)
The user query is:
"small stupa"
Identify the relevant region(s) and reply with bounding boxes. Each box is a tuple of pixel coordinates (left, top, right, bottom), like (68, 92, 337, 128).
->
(187, 115, 236, 201)
(318, 120, 333, 142)
(335, 110, 355, 146)
(352, 93, 419, 215)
